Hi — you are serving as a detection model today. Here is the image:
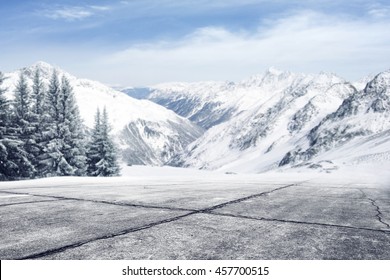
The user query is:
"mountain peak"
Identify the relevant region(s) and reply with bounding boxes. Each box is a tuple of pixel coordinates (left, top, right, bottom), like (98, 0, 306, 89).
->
(265, 66, 284, 76)
(20, 61, 59, 78)
(32, 61, 54, 69)
(19, 61, 73, 81)
(364, 69, 390, 95)
(29, 61, 58, 72)
(240, 68, 293, 87)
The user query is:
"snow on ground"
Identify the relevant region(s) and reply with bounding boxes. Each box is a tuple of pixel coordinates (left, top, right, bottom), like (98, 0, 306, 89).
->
(1, 163, 388, 190)
(119, 163, 390, 190)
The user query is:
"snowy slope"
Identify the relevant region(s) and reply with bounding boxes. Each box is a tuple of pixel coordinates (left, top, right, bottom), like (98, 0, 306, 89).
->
(171, 70, 365, 172)
(3, 62, 204, 165)
(279, 70, 390, 169)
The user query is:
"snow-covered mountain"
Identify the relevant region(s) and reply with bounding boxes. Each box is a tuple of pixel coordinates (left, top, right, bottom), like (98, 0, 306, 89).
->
(169, 69, 390, 173)
(2, 62, 204, 165)
(146, 68, 350, 130)
(279, 70, 390, 169)
(147, 81, 237, 129)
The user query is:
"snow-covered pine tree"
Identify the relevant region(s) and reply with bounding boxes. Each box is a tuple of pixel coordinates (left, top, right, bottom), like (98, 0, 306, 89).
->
(40, 71, 86, 176)
(0, 72, 10, 180)
(13, 72, 33, 122)
(12, 72, 36, 178)
(86, 108, 102, 176)
(59, 75, 87, 176)
(86, 107, 120, 176)
(0, 72, 8, 139)
(32, 69, 46, 121)
(0, 72, 34, 180)
(38, 70, 63, 176)
(30, 69, 47, 175)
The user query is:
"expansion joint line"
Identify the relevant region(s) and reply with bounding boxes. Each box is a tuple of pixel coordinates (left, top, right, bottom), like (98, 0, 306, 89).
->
(0, 190, 195, 212)
(200, 183, 296, 213)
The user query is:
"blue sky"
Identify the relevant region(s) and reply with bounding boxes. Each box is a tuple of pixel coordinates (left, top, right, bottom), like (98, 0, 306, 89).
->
(1, 0, 390, 86)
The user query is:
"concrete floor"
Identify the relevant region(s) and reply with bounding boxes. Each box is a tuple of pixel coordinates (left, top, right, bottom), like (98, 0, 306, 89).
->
(0, 178, 389, 259)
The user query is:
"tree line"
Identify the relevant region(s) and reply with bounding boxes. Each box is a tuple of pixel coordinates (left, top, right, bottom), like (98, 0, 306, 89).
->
(0, 69, 120, 181)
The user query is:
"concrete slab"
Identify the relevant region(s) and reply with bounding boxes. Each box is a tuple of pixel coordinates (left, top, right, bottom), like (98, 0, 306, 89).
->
(212, 192, 389, 230)
(0, 200, 189, 259)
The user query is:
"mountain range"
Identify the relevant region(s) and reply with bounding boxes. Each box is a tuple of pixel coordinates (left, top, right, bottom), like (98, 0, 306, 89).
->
(123, 67, 390, 173)
(3, 62, 390, 173)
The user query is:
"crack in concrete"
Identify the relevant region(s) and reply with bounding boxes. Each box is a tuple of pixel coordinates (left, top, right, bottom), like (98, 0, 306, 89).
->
(204, 212, 390, 234)
(367, 198, 390, 229)
(15, 183, 296, 260)
(358, 189, 390, 229)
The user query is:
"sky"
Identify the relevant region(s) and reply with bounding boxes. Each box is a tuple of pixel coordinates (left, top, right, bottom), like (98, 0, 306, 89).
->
(1, 0, 390, 86)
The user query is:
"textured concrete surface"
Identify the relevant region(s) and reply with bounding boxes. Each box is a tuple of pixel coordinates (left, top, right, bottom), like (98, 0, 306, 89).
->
(0, 178, 389, 259)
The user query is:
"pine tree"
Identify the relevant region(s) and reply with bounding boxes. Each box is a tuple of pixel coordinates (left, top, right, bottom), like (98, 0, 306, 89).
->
(40, 71, 86, 176)
(86, 107, 120, 176)
(38, 71, 60, 176)
(46, 70, 61, 137)
(12, 72, 36, 178)
(30, 69, 47, 176)
(0, 72, 9, 180)
(86, 108, 102, 176)
(31, 69, 46, 121)
(40, 70, 70, 176)
(0, 72, 8, 139)
(13, 72, 31, 123)
(0, 72, 34, 180)
(59, 76, 86, 176)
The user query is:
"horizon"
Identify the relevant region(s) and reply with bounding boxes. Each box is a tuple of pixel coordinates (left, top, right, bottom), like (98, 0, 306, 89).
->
(1, 0, 390, 86)
(5, 60, 386, 89)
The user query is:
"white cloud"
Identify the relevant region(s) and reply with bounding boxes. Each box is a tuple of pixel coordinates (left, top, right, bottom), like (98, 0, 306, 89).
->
(90, 5, 112, 11)
(368, 4, 390, 18)
(45, 7, 93, 21)
(43, 5, 112, 21)
(99, 10, 390, 85)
